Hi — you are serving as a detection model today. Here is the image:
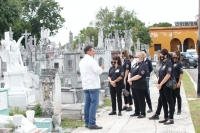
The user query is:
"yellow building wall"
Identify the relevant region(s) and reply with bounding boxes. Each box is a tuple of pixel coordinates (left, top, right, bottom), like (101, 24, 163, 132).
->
(149, 26, 198, 57)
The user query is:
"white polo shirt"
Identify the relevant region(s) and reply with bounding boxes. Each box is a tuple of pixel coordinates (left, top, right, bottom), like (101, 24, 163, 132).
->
(79, 54, 102, 90)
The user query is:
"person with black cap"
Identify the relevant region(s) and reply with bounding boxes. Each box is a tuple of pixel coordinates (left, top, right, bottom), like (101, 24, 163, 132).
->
(121, 50, 133, 111)
(156, 49, 174, 125)
(108, 56, 124, 116)
(128, 51, 147, 118)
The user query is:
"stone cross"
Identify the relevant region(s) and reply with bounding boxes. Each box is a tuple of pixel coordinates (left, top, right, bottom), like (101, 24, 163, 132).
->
(22, 30, 31, 49)
(9, 27, 13, 41)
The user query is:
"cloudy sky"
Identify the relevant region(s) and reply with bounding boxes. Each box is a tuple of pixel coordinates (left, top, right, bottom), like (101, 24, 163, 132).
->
(50, 0, 198, 45)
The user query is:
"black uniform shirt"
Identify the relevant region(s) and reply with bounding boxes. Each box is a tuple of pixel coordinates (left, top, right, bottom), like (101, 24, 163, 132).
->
(122, 58, 131, 72)
(173, 62, 183, 79)
(108, 66, 124, 85)
(130, 61, 147, 89)
(158, 59, 172, 84)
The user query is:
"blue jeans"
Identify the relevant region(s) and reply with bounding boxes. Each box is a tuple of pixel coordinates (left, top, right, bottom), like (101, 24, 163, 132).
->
(84, 89, 100, 126)
(146, 78, 150, 96)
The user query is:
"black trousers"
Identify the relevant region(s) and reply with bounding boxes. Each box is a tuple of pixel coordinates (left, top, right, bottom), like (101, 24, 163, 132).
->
(144, 89, 152, 109)
(132, 88, 146, 115)
(155, 96, 162, 115)
(110, 85, 122, 112)
(123, 81, 133, 105)
(159, 84, 174, 119)
(172, 78, 182, 111)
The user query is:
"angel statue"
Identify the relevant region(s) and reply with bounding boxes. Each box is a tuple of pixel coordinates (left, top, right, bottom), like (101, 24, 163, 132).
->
(0, 36, 26, 72)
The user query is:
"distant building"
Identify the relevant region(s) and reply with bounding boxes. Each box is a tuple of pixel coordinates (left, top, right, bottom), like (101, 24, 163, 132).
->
(149, 21, 198, 57)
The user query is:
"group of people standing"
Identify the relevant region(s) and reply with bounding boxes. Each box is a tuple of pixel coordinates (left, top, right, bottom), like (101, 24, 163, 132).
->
(79, 45, 183, 130)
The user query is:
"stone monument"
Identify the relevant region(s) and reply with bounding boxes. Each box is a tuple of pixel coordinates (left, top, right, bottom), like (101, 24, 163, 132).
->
(0, 33, 35, 108)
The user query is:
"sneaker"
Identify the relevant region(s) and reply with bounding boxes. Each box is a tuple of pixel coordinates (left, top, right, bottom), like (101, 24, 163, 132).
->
(149, 114, 159, 120)
(147, 109, 153, 113)
(88, 125, 102, 129)
(122, 106, 128, 111)
(126, 107, 132, 111)
(177, 110, 181, 115)
(109, 111, 116, 115)
(159, 119, 168, 123)
(138, 114, 146, 118)
(164, 119, 174, 125)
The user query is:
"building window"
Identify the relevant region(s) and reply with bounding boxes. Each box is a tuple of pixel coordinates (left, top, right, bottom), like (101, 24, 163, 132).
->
(54, 63, 59, 68)
(154, 44, 161, 51)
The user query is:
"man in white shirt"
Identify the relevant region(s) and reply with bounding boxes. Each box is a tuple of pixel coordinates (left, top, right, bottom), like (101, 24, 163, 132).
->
(79, 45, 104, 130)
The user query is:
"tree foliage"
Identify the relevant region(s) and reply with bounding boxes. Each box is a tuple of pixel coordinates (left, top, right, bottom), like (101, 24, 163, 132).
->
(74, 6, 151, 48)
(0, 0, 22, 39)
(18, 0, 65, 39)
(0, 0, 65, 41)
(151, 22, 172, 27)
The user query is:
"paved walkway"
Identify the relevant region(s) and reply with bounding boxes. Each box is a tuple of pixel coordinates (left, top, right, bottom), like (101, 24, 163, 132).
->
(72, 73, 195, 133)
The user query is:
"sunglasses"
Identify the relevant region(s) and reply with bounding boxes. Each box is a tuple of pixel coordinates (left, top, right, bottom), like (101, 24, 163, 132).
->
(134, 57, 139, 58)
(111, 61, 116, 63)
(172, 57, 178, 59)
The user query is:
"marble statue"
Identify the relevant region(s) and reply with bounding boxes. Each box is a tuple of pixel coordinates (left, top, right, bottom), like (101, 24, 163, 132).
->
(97, 26, 104, 49)
(41, 27, 50, 41)
(0, 36, 25, 72)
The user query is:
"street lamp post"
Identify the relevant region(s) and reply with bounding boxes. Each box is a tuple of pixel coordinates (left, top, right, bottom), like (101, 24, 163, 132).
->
(197, 0, 200, 96)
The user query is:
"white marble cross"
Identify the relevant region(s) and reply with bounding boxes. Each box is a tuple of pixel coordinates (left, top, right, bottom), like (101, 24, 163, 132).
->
(21, 30, 31, 49)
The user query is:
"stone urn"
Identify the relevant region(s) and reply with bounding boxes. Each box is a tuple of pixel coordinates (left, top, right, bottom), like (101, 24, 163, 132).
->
(26, 110, 35, 123)
(13, 114, 23, 133)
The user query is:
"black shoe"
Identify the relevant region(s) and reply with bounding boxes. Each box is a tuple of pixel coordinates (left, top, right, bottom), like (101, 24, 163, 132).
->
(159, 119, 168, 123)
(164, 119, 174, 125)
(126, 107, 132, 111)
(177, 110, 181, 115)
(147, 109, 153, 113)
(88, 125, 102, 129)
(109, 111, 116, 115)
(130, 113, 139, 117)
(149, 114, 159, 120)
(85, 126, 88, 128)
(118, 112, 122, 116)
(138, 114, 146, 118)
(122, 106, 128, 111)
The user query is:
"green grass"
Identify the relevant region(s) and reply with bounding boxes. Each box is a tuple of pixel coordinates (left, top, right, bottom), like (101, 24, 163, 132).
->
(9, 107, 26, 117)
(60, 117, 84, 129)
(99, 97, 112, 108)
(182, 71, 200, 133)
(182, 71, 197, 98)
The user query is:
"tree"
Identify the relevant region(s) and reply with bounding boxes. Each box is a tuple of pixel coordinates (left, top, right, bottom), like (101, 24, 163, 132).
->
(15, 0, 65, 39)
(74, 6, 151, 49)
(0, 0, 22, 39)
(151, 22, 172, 27)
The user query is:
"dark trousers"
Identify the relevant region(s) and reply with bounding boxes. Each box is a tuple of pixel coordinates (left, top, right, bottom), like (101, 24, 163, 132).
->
(110, 85, 122, 112)
(132, 88, 146, 115)
(172, 78, 182, 111)
(159, 84, 174, 119)
(123, 82, 133, 105)
(144, 89, 152, 109)
(155, 96, 162, 115)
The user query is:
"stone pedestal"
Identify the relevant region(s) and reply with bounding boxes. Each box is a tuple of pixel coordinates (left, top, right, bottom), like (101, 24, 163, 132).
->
(3, 71, 35, 107)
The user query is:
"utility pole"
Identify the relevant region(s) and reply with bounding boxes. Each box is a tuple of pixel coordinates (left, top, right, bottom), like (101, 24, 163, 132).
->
(197, 0, 200, 96)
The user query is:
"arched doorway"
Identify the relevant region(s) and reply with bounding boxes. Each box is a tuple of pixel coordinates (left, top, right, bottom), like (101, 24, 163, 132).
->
(183, 38, 195, 52)
(170, 38, 181, 52)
